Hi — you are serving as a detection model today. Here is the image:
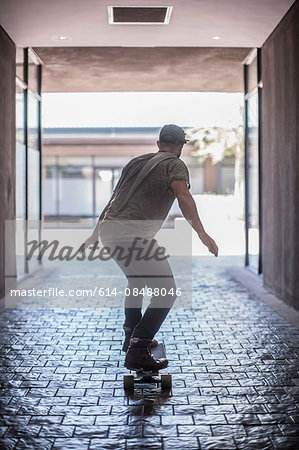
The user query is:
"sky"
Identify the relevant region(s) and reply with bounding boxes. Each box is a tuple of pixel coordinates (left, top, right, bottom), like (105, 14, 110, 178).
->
(42, 92, 243, 129)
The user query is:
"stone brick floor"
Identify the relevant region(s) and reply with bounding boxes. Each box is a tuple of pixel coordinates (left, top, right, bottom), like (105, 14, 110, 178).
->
(0, 256, 299, 449)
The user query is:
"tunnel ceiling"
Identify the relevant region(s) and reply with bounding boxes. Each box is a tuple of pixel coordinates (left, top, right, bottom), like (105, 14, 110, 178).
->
(35, 47, 250, 93)
(2, 0, 295, 93)
(0, 0, 295, 48)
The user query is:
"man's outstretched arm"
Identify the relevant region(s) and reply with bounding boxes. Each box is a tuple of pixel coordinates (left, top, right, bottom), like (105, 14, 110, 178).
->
(170, 179, 218, 257)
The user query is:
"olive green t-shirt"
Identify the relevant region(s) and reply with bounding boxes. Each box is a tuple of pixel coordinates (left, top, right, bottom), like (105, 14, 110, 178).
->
(99, 152, 190, 240)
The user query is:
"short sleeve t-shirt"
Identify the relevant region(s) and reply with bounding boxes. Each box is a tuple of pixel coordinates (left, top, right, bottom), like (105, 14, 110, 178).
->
(99, 152, 190, 240)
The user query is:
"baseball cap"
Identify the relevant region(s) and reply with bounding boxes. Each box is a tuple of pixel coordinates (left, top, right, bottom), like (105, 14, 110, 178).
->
(159, 124, 188, 144)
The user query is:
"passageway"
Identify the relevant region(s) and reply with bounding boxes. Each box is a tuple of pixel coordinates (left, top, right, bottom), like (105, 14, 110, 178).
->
(0, 256, 298, 449)
(1, 1, 299, 448)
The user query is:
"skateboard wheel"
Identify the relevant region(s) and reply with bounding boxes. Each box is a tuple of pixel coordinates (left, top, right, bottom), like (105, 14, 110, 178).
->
(161, 374, 172, 389)
(123, 375, 134, 390)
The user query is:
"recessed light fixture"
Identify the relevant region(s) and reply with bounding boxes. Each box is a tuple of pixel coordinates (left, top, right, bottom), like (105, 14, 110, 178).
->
(108, 6, 173, 25)
(213, 36, 221, 40)
(51, 34, 72, 41)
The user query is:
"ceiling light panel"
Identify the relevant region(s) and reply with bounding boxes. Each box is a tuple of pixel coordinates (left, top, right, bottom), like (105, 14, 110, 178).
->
(108, 6, 173, 25)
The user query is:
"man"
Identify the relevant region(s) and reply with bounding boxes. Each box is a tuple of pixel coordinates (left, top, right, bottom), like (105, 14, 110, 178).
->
(83, 124, 218, 371)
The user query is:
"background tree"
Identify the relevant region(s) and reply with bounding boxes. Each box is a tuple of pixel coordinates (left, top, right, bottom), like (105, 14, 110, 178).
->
(187, 118, 244, 197)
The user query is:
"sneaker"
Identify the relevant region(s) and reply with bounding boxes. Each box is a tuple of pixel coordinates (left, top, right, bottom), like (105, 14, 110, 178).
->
(124, 338, 168, 371)
(122, 326, 158, 352)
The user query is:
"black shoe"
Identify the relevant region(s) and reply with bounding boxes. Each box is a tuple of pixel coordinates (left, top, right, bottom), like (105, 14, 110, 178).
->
(124, 338, 168, 371)
(122, 326, 158, 352)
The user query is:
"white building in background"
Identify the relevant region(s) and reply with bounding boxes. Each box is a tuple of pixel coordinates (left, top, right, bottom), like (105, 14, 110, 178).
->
(42, 126, 236, 220)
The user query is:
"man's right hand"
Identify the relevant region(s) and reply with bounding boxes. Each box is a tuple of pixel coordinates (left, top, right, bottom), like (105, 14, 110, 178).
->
(198, 231, 218, 257)
(170, 180, 219, 257)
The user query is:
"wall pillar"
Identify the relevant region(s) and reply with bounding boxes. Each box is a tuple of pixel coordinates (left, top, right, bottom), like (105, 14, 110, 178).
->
(0, 26, 16, 301)
(262, 1, 299, 308)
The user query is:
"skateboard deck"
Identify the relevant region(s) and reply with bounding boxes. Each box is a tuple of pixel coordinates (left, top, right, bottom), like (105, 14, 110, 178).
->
(123, 342, 172, 390)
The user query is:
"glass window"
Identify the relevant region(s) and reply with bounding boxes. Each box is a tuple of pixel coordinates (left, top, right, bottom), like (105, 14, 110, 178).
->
(27, 148, 40, 221)
(95, 168, 122, 216)
(43, 157, 58, 217)
(16, 81, 26, 276)
(188, 166, 204, 195)
(221, 166, 235, 194)
(58, 161, 93, 216)
(43, 157, 95, 218)
(95, 169, 113, 216)
(28, 94, 39, 150)
(16, 144, 26, 220)
(16, 83, 25, 145)
(247, 92, 259, 271)
(16, 48, 42, 276)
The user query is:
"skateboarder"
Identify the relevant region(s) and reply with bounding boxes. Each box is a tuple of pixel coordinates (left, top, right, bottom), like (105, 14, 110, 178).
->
(82, 124, 218, 371)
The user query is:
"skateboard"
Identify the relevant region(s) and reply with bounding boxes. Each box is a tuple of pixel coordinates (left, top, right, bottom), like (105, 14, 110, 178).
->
(123, 342, 172, 391)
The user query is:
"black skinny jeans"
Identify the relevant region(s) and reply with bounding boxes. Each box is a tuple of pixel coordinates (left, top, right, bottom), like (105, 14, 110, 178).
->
(100, 237, 177, 340)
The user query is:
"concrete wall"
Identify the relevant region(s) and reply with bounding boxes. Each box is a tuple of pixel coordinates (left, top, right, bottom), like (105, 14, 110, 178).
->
(0, 26, 16, 300)
(34, 47, 249, 93)
(262, 1, 299, 309)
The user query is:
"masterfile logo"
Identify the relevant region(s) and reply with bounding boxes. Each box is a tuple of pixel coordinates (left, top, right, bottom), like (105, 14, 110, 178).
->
(5, 219, 192, 309)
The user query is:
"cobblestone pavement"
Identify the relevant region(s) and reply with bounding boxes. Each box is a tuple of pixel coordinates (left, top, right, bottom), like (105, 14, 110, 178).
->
(0, 256, 299, 449)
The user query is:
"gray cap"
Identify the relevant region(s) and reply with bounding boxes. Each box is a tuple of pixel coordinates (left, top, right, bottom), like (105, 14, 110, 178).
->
(159, 124, 188, 144)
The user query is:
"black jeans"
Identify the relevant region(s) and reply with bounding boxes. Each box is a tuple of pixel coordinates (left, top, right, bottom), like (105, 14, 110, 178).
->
(101, 237, 177, 340)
